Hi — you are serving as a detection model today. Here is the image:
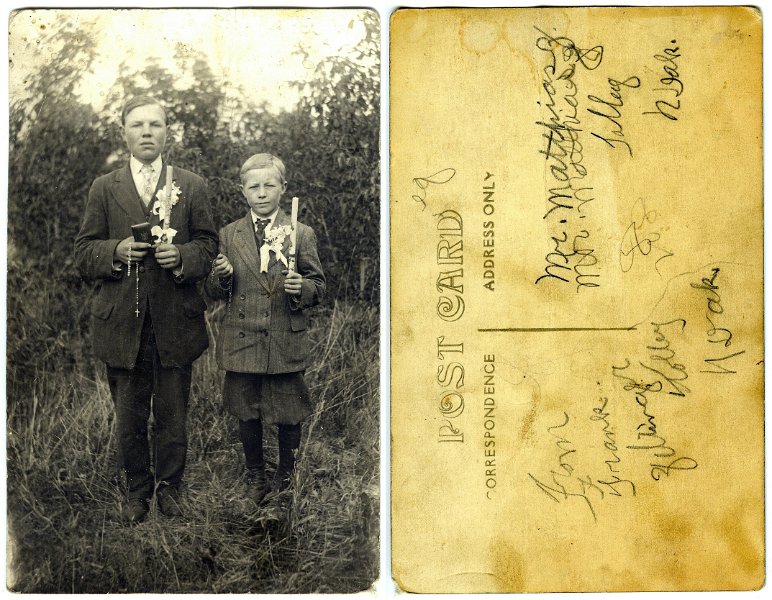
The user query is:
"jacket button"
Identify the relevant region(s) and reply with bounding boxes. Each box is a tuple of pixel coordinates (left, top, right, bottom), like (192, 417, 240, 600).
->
(264, 311, 269, 317)
(238, 332, 245, 338)
(263, 330, 269, 336)
(139, 266, 145, 273)
(240, 294, 246, 300)
(239, 313, 245, 319)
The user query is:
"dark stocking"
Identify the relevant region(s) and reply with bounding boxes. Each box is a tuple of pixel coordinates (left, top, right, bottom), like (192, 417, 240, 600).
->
(239, 418, 264, 471)
(276, 423, 301, 487)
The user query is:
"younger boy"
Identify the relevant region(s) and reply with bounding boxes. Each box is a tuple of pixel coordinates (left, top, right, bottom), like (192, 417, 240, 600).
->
(205, 153, 325, 503)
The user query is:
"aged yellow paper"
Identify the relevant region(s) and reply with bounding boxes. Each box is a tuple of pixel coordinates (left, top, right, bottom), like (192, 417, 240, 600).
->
(390, 6, 763, 592)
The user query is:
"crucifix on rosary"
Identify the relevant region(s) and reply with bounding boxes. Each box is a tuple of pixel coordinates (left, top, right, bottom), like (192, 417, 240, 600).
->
(127, 242, 140, 317)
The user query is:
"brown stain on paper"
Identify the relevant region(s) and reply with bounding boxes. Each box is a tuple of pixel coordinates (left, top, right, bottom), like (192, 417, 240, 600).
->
(718, 506, 765, 588)
(489, 537, 525, 592)
(459, 16, 501, 55)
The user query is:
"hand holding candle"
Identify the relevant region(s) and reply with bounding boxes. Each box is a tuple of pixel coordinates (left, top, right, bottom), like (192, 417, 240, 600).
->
(283, 270, 303, 296)
(154, 243, 181, 269)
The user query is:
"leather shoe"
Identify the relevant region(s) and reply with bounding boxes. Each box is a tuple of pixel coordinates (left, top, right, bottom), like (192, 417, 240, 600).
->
(272, 468, 293, 493)
(121, 498, 149, 524)
(157, 489, 183, 517)
(246, 468, 269, 505)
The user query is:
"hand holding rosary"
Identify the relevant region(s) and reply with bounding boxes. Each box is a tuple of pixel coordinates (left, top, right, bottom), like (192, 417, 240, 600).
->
(119, 236, 151, 317)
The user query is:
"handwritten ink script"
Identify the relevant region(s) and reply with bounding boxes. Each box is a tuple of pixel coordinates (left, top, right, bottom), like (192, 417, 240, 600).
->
(534, 28, 602, 291)
(643, 40, 683, 121)
(533, 31, 685, 291)
(411, 168, 457, 210)
(619, 198, 674, 274)
(691, 267, 746, 374)
(529, 405, 637, 521)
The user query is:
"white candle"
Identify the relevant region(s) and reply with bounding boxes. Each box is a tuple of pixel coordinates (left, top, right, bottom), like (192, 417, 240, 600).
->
(289, 196, 299, 272)
(162, 165, 173, 230)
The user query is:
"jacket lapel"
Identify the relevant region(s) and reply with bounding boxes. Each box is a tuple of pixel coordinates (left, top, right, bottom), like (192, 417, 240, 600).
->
(112, 164, 147, 224)
(232, 212, 271, 294)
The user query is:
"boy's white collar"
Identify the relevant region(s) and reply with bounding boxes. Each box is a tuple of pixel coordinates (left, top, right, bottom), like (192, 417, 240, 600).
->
(130, 154, 163, 175)
(251, 208, 280, 228)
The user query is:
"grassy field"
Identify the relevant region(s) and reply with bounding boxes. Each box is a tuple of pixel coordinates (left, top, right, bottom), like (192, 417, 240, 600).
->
(6, 264, 379, 593)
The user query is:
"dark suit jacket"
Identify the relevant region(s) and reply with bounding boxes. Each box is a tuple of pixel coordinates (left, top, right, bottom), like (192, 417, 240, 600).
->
(205, 209, 325, 374)
(74, 163, 218, 369)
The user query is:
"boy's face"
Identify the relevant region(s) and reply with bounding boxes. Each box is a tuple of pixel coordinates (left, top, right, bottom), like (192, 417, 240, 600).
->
(241, 167, 286, 217)
(122, 103, 167, 164)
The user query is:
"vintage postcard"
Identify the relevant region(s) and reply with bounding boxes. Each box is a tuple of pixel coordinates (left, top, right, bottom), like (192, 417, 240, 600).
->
(391, 6, 763, 592)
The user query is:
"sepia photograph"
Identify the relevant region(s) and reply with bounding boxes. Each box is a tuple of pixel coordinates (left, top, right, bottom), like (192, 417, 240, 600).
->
(7, 7, 379, 593)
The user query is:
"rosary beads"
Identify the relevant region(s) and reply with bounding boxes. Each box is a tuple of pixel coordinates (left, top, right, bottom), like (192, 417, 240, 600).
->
(127, 243, 140, 317)
(209, 262, 233, 310)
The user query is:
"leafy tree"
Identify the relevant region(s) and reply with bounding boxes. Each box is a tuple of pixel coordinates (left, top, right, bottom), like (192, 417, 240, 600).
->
(288, 10, 381, 302)
(8, 15, 113, 398)
(9, 15, 113, 267)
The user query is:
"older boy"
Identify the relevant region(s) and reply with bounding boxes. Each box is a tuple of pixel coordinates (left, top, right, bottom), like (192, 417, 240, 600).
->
(74, 95, 218, 523)
(206, 153, 325, 503)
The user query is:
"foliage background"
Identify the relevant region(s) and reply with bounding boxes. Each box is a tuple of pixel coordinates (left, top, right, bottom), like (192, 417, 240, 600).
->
(6, 8, 379, 593)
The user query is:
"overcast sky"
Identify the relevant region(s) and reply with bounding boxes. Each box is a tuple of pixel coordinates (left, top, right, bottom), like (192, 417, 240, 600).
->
(9, 8, 369, 113)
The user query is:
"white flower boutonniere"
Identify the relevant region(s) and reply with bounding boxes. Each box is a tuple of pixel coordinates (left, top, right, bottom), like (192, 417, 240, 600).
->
(151, 176, 181, 244)
(152, 180, 182, 222)
(260, 224, 292, 273)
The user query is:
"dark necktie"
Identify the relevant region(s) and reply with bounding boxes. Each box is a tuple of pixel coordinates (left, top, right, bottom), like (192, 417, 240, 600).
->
(254, 218, 270, 246)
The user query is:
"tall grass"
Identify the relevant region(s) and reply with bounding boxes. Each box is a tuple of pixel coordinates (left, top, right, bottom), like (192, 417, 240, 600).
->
(6, 261, 379, 593)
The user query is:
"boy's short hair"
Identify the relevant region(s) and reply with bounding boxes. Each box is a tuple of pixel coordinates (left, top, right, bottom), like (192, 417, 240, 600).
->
(240, 153, 286, 183)
(121, 95, 167, 125)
